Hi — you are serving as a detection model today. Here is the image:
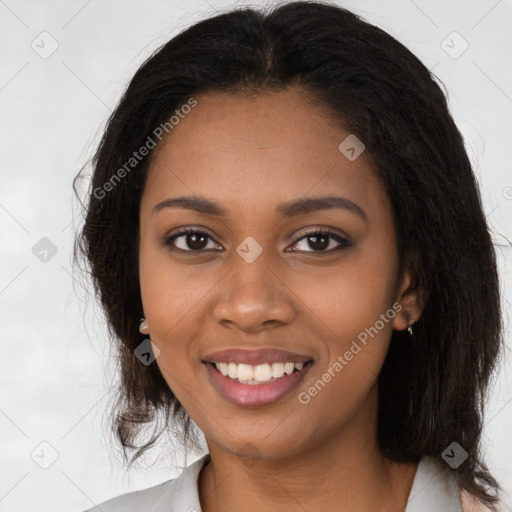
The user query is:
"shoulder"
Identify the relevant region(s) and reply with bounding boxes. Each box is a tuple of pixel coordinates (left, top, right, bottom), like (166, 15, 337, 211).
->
(81, 454, 209, 512)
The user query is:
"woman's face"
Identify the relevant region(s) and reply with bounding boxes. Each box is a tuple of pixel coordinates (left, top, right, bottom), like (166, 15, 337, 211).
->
(139, 87, 419, 460)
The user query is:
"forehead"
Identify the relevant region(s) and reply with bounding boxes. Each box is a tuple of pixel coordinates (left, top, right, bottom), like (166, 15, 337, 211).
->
(143, 88, 386, 218)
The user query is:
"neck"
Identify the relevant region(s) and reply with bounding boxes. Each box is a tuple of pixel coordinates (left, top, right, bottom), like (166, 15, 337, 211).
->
(198, 389, 418, 512)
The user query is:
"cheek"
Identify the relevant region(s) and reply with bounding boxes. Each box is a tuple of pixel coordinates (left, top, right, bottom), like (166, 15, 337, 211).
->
(290, 241, 398, 341)
(288, 241, 399, 400)
(139, 254, 207, 409)
(139, 238, 211, 335)
(138, 240, 206, 379)
(293, 263, 397, 423)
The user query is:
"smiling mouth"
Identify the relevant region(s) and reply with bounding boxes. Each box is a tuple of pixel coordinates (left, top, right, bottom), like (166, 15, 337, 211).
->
(204, 359, 314, 407)
(202, 347, 314, 406)
(208, 361, 312, 385)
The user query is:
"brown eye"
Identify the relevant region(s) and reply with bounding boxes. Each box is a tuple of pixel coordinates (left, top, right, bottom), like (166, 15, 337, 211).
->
(164, 229, 221, 252)
(289, 230, 350, 253)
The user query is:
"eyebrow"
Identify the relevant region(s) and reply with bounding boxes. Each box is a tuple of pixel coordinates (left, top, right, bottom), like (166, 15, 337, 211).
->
(152, 195, 367, 222)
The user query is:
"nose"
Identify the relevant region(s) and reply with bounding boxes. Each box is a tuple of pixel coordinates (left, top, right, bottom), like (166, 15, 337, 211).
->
(212, 250, 297, 333)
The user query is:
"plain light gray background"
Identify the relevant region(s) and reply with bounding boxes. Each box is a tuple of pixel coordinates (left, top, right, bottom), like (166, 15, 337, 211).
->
(1, 1, 511, 511)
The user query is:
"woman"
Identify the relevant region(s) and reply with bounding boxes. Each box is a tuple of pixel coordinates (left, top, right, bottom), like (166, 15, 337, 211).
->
(75, 1, 504, 510)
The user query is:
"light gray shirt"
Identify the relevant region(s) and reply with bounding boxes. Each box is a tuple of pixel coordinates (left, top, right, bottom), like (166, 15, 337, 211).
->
(83, 453, 463, 511)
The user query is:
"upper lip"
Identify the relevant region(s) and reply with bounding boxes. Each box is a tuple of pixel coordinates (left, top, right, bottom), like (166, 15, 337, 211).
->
(203, 348, 313, 365)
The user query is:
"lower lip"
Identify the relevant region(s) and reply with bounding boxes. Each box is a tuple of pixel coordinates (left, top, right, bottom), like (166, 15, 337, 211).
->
(205, 362, 313, 407)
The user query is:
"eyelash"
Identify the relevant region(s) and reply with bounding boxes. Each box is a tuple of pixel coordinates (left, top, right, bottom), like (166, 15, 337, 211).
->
(162, 227, 351, 254)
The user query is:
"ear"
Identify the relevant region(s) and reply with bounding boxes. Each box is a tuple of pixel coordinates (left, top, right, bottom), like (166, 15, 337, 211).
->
(392, 268, 425, 332)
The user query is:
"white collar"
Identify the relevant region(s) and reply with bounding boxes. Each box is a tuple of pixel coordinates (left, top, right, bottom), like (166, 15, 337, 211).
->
(405, 455, 463, 511)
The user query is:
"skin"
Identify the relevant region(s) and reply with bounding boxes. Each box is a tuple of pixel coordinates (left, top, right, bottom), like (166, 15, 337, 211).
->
(138, 87, 424, 512)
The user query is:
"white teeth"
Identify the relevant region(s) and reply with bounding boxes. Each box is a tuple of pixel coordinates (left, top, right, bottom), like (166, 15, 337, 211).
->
(213, 361, 307, 384)
(254, 364, 272, 382)
(228, 363, 238, 379)
(237, 364, 254, 381)
(271, 362, 285, 378)
(284, 362, 295, 375)
(218, 362, 229, 376)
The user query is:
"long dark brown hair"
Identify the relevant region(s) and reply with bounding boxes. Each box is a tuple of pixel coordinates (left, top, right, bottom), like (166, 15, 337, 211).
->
(74, 1, 503, 508)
